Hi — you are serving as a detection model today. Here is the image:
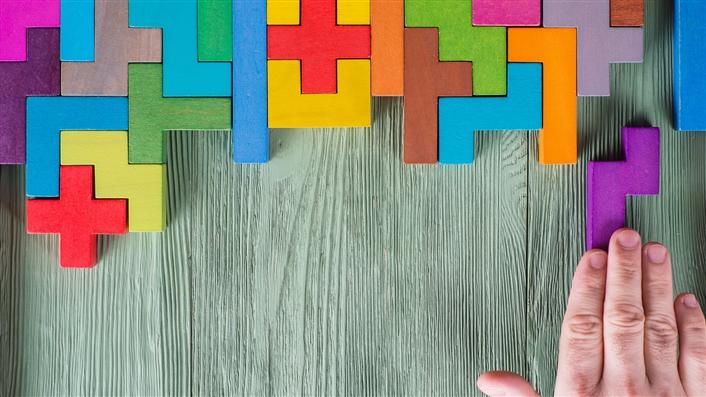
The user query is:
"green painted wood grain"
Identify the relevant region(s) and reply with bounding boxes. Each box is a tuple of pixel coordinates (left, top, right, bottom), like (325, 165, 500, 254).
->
(1, 1, 705, 395)
(198, 0, 233, 61)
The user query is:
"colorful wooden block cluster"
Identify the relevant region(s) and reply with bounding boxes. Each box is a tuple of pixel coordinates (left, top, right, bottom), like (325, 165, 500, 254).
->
(0, 0, 658, 266)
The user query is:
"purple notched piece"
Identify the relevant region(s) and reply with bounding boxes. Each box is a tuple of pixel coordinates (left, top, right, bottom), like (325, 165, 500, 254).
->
(0, 28, 60, 164)
(587, 127, 660, 250)
(543, 0, 643, 96)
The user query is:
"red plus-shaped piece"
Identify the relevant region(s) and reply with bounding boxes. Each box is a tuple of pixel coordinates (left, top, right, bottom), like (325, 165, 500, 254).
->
(26, 166, 127, 268)
(267, 0, 371, 94)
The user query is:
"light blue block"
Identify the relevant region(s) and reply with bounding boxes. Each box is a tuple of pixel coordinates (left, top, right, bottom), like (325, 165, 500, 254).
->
(439, 63, 543, 164)
(60, 0, 95, 61)
(674, 0, 706, 131)
(129, 0, 232, 97)
(26, 97, 128, 198)
(232, 0, 268, 163)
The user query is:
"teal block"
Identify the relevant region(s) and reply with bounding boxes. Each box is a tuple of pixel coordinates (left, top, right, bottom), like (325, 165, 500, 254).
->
(60, 0, 95, 61)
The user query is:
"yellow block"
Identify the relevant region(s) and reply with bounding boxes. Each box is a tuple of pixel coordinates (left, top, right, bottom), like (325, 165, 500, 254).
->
(267, 0, 370, 25)
(267, 0, 299, 25)
(60, 131, 166, 232)
(338, 0, 370, 24)
(268, 60, 371, 128)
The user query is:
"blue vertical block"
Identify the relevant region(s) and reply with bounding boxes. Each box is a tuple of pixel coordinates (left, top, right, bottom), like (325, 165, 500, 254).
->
(60, 0, 95, 61)
(674, 0, 706, 131)
(439, 63, 543, 164)
(232, 0, 269, 163)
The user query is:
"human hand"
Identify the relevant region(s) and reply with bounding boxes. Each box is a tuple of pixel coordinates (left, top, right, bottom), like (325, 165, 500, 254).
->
(476, 229, 706, 396)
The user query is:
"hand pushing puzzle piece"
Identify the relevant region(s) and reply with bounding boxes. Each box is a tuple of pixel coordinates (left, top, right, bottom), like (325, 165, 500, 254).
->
(472, 0, 540, 26)
(0, 29, 60, 164)
(61, 131, 166, 232)
(0, 0, 60, 61)
(674, 0, 706, 132)
(26, 166, 127, 268)
(438, 63, 542, 164)
(587, 127, 660, 250)
(405, 0, 506, 96)
(543, 0, 643, 96)
(267, 0, 370, 94)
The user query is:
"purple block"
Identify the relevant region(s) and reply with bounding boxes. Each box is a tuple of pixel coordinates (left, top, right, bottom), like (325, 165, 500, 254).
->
(0, 28, 60, 164)
(543, 0, 643, 96)
(587, 127, 660, 250)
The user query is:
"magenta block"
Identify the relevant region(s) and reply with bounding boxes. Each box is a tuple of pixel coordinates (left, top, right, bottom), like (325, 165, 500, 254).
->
(587, 127, 660, 250)
(473, 0, 541, 26)
(0, 0, 60, 61)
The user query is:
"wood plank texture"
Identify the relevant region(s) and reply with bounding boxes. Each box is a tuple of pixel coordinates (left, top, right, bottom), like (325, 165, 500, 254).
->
(0, 1, 703, 395)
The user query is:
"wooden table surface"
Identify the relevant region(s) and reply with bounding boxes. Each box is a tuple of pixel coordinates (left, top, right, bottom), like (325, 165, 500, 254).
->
(1, 1, 704, 395)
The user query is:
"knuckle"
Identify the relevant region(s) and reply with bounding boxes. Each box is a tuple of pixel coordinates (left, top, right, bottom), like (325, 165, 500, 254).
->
(566, 313, 603, 339)
(606, 303, 645, 332)
(645, 314, 679, 350)
(612, 261, 641, 281)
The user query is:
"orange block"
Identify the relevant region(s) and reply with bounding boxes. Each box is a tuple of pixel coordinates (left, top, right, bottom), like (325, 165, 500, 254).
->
(371, 0, 404, 96)
(508, 28, 577, 164)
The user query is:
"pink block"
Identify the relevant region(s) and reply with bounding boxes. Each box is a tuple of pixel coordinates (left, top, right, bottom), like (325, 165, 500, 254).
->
(0, 0, 60, 61)
(472, 0, 541, 26)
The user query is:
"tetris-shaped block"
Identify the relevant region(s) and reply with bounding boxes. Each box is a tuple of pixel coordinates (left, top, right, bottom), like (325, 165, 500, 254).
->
(544, 0, 643, 96)
(0, 29, 60, 164)
(611, 0, 644, 27)
(25, 96, 128, 198)
(472, 0, 541, 26)
(61, 0, 162, 96)
(129, 0, 231, 97)
(587, 127, 660, 249)
(61, 131, 166, 232)
(439, 63, 542, 164)
(0, 0, 60, 61)
(60, 0, 94, 61)
(371, 0, 404, 96)
(26, 166, 127, 268)
(128, 64, 231, 164)
(405, 0, 506, 95)
(674, 0, 706, 132)
(198, 0, 233, 61)
(268, 60, 371, 128)
(508, 28, 577, 164)
(404, 28, 472, 164)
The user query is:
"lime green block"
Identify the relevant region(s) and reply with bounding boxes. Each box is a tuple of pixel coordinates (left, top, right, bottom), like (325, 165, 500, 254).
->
(128, 64, 232, 164)
(405, 0, 507, 95)
(198, 0, 233, 61)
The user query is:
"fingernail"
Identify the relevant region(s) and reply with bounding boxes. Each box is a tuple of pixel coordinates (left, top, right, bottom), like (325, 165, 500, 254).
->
(684, 294, 700, 309)
(617, 229, 640, 249)
(590, 253, 606, 269)
(647, 245, 667, 264)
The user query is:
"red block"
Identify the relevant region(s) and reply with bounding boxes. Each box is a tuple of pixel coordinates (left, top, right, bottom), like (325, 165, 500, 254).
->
(267, 0, 370, 94)
(26, 166, 127, 268)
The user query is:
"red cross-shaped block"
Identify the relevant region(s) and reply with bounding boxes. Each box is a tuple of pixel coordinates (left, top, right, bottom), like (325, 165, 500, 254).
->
(26, 166, 127, 268)
(267, 0, 371, 94)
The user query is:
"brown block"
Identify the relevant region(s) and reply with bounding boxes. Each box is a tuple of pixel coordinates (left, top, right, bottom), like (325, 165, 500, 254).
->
(403, 28, 472, 164)
(61, 0, 162, 96)
(611, 0, 644, 27)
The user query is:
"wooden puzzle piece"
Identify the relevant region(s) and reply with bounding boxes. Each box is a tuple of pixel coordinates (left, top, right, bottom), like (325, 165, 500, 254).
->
(198, 0, 232, 61)
(587, 127, 660, 249)
(128, 64, 231, 164)
(371, 0, 404, 96)
(0, 29, 60, 164)
(61, 131, 166, 232)
(0, 0, 60, 61)
(544, 0, 643, 96)
(233, 0, 269, 163)
(267, 0, 299, 24)
(26, 166, 127, 268)
(508, 28, 577, 165)
(438, 63, 542, 164)
(61, 0, 162, 96)
(674, 0, 706, 132)
(472, 0, 541, 26)
(404, 28, 472, 164)
(611, 0, 644, 27)
(268, 60, 370, 128)
(129, 0, 231, 97)
(405, 0, 506, 96)
(267, 0, 370, 94)
(60, 0, 94, 61)
(25, 96, 128, 198)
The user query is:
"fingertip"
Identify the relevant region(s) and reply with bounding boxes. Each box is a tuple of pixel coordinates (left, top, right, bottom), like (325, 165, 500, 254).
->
(476, 371, 537, 397)
(610, 228, 642, 251)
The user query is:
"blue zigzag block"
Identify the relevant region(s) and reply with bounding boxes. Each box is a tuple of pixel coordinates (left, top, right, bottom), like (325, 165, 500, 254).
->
(60, 0, 95, 61)
(129, 0, 232, 97)
(26, 97, 128, 198)
(232, 0, 269, 163)
(674, 0, 706, 131)
(439, 63, 543, 164)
